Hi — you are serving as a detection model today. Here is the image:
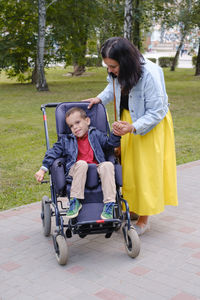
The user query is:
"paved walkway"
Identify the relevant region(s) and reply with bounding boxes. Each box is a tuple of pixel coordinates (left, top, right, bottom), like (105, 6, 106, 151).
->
(1, 161, 200, 300)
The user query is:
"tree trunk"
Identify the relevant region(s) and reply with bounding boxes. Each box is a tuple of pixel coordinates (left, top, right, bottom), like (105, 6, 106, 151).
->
(132, 0, 140, 50)
(171, 33, 186, 71)
(72, 64, 85, 76)
(37, 0, 49, 91)
(124, 0, 133, 41)
(31, 61, 38, 84)
(170, 43, 182, 71)
(71, 35, 87, 76)
(195, 40, 200, 76)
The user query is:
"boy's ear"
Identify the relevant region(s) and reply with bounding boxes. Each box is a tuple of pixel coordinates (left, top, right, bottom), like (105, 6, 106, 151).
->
(86, 117, 91, 126)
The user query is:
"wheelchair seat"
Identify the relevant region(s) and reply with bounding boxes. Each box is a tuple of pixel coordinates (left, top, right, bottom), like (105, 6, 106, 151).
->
(50, 102, 122, 198)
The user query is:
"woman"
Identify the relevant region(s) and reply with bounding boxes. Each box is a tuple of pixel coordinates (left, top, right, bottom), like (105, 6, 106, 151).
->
(84, 37, 178, 235)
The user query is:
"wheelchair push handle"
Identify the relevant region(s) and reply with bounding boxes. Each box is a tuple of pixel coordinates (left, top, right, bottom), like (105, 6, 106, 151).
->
(41, 103, 60, 151)
(40, 103, 61, 110)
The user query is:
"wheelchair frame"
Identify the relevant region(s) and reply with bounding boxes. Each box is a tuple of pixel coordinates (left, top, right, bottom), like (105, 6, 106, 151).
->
(40, 102, 140, 265)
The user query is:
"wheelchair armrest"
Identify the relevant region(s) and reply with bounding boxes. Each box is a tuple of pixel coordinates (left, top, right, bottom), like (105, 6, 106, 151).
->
(114, 164, 122, 187)
(106, 154, 122, 187)
(106, 153, 116, 164)
(50, 158, 66, 195)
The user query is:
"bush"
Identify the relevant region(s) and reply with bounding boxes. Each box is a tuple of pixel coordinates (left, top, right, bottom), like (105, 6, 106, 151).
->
(147, 58, 157, 64)
(158, 56, 177, 68)
(85, 56, 102, 67)
(6, 68, 32, 83)
(192, 55, 197, 66)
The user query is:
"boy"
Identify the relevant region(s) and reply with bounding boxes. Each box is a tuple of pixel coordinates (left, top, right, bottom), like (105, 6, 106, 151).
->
(35, 107, 121, 220)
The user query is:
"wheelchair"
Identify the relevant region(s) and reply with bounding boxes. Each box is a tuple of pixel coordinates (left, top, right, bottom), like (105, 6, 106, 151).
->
(40, 102, 140, 265)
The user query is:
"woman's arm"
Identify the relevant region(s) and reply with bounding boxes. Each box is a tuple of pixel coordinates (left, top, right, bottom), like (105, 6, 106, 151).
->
(132, 72, 168, 135)
(82, 97, 101, 109)
(82, 75, 114, 109)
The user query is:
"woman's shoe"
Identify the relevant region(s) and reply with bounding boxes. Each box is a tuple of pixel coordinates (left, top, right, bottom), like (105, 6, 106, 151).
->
(133, 223, 150, 236)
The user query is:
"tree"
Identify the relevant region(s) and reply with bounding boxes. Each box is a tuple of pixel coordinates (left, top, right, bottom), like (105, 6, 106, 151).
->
(124, 0, 133, 40)
(0, 0, 38, 82)
(129, 0, 172, 50)
(169, 0, 194, 71)
(192, 0, 200, 75)
(96, 0, 124, 47)
(195, 39, 200, 76)
(37, 0, 48, 91)
(132, 0, 141, 49)
(0, 0, 54, 84)
(48, 0, 100, 76)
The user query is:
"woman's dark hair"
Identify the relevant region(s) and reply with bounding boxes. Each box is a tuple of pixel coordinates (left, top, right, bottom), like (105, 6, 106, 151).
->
(101, 37, 144, 94)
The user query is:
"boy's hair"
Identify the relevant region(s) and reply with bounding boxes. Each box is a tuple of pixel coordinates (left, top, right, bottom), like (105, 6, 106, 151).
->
(65, 107, 87, 120)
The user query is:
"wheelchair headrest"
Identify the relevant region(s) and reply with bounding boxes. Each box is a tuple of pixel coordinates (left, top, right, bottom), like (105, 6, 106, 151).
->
(55, 102, 110, 137)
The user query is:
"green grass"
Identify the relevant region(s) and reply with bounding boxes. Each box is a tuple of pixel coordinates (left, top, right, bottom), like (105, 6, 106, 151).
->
(164, 69, 200, 165)
(0, 66, 199, 210)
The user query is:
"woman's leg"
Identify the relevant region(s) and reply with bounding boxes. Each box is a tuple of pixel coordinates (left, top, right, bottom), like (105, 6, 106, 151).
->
(136, 216, 148, 226)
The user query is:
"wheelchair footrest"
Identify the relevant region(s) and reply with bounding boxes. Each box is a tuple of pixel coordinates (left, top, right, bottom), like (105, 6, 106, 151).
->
(76, 202, 104, 222)
(73, 218, 122, 236)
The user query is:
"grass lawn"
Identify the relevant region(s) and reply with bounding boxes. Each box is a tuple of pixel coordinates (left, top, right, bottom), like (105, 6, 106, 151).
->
(0, 66, 199, 210)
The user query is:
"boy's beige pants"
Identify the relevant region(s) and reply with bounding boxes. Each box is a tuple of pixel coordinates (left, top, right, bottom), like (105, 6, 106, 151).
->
(68, 160, 116, 203)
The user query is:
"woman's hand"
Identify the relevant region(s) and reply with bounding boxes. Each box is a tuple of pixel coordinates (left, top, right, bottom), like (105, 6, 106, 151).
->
(112, 121, 135, 136)
(35, 169, 45, 182)
(82, 97, 101, 109)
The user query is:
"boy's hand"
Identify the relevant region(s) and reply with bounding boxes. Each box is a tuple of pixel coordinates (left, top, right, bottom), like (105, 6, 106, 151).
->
(112, 121, 134, 136)
(35, 169, 45, 182)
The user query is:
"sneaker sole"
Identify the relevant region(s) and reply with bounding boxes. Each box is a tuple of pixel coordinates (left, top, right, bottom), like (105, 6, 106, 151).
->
(100, 214, 113, 220)
(66, 203, 82, 219)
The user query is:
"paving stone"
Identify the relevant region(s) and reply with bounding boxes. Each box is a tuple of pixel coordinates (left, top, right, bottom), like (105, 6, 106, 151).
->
(0, 161, 200, 299)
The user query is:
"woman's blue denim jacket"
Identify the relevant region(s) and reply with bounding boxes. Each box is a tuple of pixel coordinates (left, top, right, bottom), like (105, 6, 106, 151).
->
(97, 59, 169, 135)
(42, 127, 120, 175)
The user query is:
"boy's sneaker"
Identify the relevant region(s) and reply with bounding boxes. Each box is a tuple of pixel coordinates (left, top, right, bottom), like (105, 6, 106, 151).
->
(101, 202, 115, 220)
(66, 198, 82, 219)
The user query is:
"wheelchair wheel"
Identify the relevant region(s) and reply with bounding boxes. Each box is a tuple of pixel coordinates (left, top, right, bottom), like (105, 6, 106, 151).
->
(124, 226, 140, 258)
(55, 235, 68, 265)
(41, 196, 51, 237)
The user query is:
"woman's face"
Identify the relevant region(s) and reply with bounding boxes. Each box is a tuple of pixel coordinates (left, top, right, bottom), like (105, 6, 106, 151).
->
(103, 58, 120, 77)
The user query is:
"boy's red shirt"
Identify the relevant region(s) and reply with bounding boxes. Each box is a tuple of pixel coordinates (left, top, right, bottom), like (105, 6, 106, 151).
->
(76, 133, 98, 164)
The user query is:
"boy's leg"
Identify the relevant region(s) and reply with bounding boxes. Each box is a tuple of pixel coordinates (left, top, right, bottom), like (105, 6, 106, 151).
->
(97, 161, 116, 203)
(68, 160, 88, 199)
(67, 160, 88, 218)
(97, 162, 116, 220)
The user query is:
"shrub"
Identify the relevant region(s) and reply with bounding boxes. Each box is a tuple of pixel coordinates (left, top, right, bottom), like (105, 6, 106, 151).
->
(85, 56, 102, 67)
(147, 58, 157, 64)
(158, 56, 177, 68)
(192, 55, 197, 66)
(6, 68, 32, 83)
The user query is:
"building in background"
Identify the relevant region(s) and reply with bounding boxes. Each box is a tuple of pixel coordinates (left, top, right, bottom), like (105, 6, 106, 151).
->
(146, 24, 199, 55)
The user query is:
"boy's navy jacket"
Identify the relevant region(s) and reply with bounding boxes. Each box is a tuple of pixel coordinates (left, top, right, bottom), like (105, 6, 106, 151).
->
(42, 127, 121, 176)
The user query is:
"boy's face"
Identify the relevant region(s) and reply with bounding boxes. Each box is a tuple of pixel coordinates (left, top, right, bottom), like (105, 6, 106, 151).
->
(66, 111, 90, 138)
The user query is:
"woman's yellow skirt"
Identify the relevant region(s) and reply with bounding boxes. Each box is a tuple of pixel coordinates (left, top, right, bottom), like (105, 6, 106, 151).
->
(121, 109, 178, 215)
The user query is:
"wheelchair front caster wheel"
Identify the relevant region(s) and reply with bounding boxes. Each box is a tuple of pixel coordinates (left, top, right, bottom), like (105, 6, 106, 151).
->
(41, 196, 51, 237)
(55, 235, 68, 265)
(123, 226, 140, 258)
